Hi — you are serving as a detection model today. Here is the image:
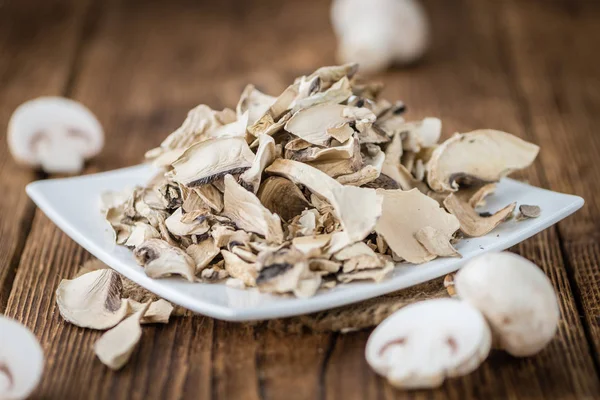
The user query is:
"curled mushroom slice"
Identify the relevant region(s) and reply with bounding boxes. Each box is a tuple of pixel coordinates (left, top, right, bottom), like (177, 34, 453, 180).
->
(193, 184, 224, 212)
(456, 183, 497, 209)
(444, 194, 515, 237)
(285, 103, 375, 146)
(337, 260, 393, 283)
(366, 299, 491, 389)
(236, 85, 276, 126)
(134, 239, 196, 281)
(0, 316, 44, 400)
(222, 250, 257, 286)
(266, 159, 382, 242)
(168, 137, 255, 187)
(239, 134, 277, 193)
(125, 222, 161, 248)
(427, 130, 539, 192)
(292, 234, 332, 257)
(186, 238, 220, 273)
(94, 302, 149, 370)
(139, 299, 174, 324)
(286, 135, 355, 163)
(223, 174, 284, 243)
(375, 189, 460, 264)
(257, 176, 310, 222)
(56, 269, 129, 330)
(165, 207, 210, 237)
(292, 76, 353, 113)
(8, 97, 104, 174)
(333, 242, 385, 273)
(305, 63, 359, 88)
(415, 226, 461, 258)
(256, 248, 315, 296)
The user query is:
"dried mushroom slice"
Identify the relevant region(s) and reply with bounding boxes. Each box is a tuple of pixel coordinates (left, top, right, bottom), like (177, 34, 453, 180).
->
(337, 260, 393, 283)
(236, 84, 276, 126)
(292, 234, 332, 257)
(169, 137, 255, 187)
(305, 63, 358, 88)
(517, 204, 541, 220)
(375, 189, 460, 264)
(266, 159, 382, 242)
(94, 302, 149, 370)
(223, 174, 284, 243)
(257, 176, 310, 222)
(428, 130, 539, 192)
(286, 135, 355, 163)
(194, 184, 224, 212)
(186, 238, 220, 273)
(239, 134, 277, 193)
(134, 239, 196, 281)
(125, 222, 161, 248)
(248, 82, 302, 137)
(256, 248, 316, 296)
(415, 226, 461, 258)
(444, 194, 515, 237)
(222, 250, 257, 286)
(165, 207, 210, 236)
(333, 242, 385, 273)
(456, 183, 497, 209)
(292, 76, 353, 113)
(139, 299, 174, 324)
(56, 269, 128, 330)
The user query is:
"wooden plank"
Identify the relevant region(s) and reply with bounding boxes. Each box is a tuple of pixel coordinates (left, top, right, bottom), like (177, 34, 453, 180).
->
(322, 0, 600, 397)
(0, 0, 89, 310)
(499, 0, 600, 365)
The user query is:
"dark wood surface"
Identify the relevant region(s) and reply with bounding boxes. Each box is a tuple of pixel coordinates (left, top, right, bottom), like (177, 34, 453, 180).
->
(1, 0, 599, 398)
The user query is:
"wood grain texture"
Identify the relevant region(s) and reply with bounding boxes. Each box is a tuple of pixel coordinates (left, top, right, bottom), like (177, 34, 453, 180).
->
(0, 0, 89, 310)
(2, 0, 600, 399)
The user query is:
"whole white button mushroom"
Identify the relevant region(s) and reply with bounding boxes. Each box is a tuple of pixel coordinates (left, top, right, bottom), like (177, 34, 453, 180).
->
(365, 298, 491, 389)
(0, 316, 44, 400)
(331, 0, 430, 74)
(455, 252, 560, 357)
(7, 97, 104, 174)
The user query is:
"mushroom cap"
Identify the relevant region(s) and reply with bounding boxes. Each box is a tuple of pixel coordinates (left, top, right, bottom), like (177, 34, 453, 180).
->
(0, 316, 44, 400)
(365, 298, 491, 389)
(7, 96, 104, 168)
(455, 252, 560, 357)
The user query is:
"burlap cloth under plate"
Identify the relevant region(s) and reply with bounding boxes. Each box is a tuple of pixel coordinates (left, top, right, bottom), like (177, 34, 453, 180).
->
(77, 260, 448, 333)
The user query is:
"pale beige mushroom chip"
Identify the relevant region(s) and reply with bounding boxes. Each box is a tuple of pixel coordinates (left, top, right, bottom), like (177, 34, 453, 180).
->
(221, 250, 257, 286)
(168, 137, 255, 187)
(222, 174, 284, 243)
(375, 189, 460, 264)
(428, 130, 539, 192)
(257, 176, 310, 222)
(56, 269, 129, 330)
(236, 85, 276, 126)
(94, 302, 149, 370)
(134, 239, 196, 281)
(186, 239, 220, 273)
(415, 226, 461, 258)
(444, 194, 516, 237)
(239, 133, 277, 193)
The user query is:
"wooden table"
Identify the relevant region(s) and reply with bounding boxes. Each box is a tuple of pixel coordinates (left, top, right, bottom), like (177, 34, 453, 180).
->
(1, 0, 599, 398)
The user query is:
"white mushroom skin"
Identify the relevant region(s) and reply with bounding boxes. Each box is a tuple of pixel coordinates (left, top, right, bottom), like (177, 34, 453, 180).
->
(366, 298, 491, 389)
(331, 0, 429, 73)
(455, 252, 560, 357)
(0, 316, 44, 400)
(8, 97, 104, 174)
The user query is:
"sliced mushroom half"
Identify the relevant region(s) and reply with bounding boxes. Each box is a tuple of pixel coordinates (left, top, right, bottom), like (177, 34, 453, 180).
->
(366, 299, 491, 389)
(428, 130, 539, 192)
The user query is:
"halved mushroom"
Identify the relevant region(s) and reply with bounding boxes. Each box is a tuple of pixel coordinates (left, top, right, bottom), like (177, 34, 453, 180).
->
(427, 130, 539, 192)
(365, 298, 491, 389)
(222, 174, 284, 243)
(266, 159, 382, 242)
(257, 176, 310, 222)
(134, 239, 196, 281)
(221, 250, 257, 286)
(186, 238, 220, 272)
(94, 302, 149, 370)
(239, 134, 277, 193)
(168, 137, 255, 187)
(375, 189, 460, 264)
(56, 269, 129, 330)
(0, 316, 44, 400)
(444, 194, 515, 237)
(8, 97, 104, 174)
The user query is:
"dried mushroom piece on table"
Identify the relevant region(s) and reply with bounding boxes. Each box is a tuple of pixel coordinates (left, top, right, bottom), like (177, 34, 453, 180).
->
(102, 63, 540, 298)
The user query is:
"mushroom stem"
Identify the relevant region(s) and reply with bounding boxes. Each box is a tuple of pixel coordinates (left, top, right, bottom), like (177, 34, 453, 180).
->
(37, 138, 85, 174)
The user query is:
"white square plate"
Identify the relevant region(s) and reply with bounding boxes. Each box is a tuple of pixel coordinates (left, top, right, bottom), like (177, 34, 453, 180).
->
(27, 165, 583, 321)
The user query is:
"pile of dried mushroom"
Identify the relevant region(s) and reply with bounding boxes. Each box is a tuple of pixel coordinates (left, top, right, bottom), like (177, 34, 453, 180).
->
(103, 63, 540, 298)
